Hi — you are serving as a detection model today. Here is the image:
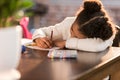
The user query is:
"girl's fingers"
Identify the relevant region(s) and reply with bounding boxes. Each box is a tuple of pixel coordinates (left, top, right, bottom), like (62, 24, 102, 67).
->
(39, 40, 49, 48)
(41, 38, 52, 48)
(45, 37, 53, 44)
(38, 42, 48, 48)
(35, 40, 44, 48)
(36, 43, 43, 48)
(35, 38, 49, 48)
(35, 37, 53, 48)
(43, 37, 52, 44)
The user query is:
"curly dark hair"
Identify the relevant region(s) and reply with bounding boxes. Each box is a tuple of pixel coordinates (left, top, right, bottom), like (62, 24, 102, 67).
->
(76, 0, 108, 25)
(75, 0, 115, 41)
(79, 16, 113, 40)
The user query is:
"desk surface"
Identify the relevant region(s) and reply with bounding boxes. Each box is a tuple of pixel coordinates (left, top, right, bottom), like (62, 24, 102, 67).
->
(17, 47, 120, 80)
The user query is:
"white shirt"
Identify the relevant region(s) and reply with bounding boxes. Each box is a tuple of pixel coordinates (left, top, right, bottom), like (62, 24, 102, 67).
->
(32, 17, 115, 52)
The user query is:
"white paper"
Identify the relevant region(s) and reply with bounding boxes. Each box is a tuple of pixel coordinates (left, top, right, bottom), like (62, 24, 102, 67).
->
(25, 43, 60, 51)
(21, 38, 32, 45)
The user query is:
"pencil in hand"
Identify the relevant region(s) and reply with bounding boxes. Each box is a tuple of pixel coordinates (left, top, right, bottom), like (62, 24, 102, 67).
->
(50, 30, 54, 47)
(27, 30, 54, 47)
(50, 30, 53, 40)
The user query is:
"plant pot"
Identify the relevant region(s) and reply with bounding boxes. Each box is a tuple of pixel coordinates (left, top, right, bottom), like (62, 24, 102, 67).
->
(0, 26, 22, 72)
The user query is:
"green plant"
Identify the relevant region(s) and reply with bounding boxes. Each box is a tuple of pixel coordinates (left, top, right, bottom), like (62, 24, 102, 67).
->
(0, 0, 33, 27)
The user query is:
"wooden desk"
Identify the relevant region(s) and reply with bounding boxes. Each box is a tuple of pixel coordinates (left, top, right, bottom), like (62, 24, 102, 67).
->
(17, 47, 120, 80)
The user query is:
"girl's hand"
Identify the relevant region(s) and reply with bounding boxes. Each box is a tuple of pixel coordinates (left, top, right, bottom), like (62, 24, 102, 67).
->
(53, 40, 66, 48)
(34, 37, 53, 48)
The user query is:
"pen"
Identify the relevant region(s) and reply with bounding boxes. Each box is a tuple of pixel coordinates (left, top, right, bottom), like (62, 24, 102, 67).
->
(51, 30, 53, 40)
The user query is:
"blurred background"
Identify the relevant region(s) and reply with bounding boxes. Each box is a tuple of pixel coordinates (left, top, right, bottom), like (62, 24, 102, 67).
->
(26, 0, 120, 32)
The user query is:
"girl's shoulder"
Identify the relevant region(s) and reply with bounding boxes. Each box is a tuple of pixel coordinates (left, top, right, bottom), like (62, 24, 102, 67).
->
(64, 17, 76, 21)
(61, 17, 76, 26)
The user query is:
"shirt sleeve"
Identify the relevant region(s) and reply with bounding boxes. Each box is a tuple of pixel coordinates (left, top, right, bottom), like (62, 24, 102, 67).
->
(65, 38, 113, 52)
(32, 18, 68, 41)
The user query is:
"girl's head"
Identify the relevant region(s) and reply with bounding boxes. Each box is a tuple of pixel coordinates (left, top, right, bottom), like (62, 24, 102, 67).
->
(79, 16, 115, 40)
(76, 0, 110, 25)
(71, 16, 115, 40)
(71, 0, 116, 40)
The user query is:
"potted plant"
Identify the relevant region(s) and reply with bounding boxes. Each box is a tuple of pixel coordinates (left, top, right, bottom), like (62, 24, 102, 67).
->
(0, 0, 33, 27)
(0, 0, 33, 79)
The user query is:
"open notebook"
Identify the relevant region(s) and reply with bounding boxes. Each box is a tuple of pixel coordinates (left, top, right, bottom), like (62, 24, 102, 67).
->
(26, 45, 60, 51)
(22, 39, 60, 51)
(24, 42, 60, 51)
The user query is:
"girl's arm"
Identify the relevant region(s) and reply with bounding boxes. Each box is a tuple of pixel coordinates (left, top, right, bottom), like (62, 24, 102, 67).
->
(65, 38, 113, 52)
(32, 22, 65, 48)
(32, 18, 70, 41)
(32, 24, 63, 41)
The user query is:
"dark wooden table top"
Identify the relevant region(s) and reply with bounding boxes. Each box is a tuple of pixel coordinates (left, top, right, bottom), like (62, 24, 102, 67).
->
(17, 47, 120, 80)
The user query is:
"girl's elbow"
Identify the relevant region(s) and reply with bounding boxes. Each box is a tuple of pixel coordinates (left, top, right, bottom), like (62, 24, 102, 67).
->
(94, 46, 108, 52)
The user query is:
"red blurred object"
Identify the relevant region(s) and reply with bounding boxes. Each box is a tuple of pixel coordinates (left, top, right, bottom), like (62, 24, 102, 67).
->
(20, 17, 32, 39)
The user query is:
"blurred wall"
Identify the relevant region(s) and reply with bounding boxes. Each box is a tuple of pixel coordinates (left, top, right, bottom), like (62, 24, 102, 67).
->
(32, 0, 120, 29)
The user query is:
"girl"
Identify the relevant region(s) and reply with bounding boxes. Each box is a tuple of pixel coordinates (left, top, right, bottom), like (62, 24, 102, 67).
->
(32, 0, 116, 52)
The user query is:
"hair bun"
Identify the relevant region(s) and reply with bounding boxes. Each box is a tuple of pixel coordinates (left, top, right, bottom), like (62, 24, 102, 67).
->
(84, 0, 102, 13)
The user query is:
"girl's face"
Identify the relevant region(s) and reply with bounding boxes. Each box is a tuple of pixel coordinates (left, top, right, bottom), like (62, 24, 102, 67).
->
(71, 23, 86, 39)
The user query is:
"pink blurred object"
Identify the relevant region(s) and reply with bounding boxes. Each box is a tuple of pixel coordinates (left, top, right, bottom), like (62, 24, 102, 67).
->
(20, 17, 32, 39)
